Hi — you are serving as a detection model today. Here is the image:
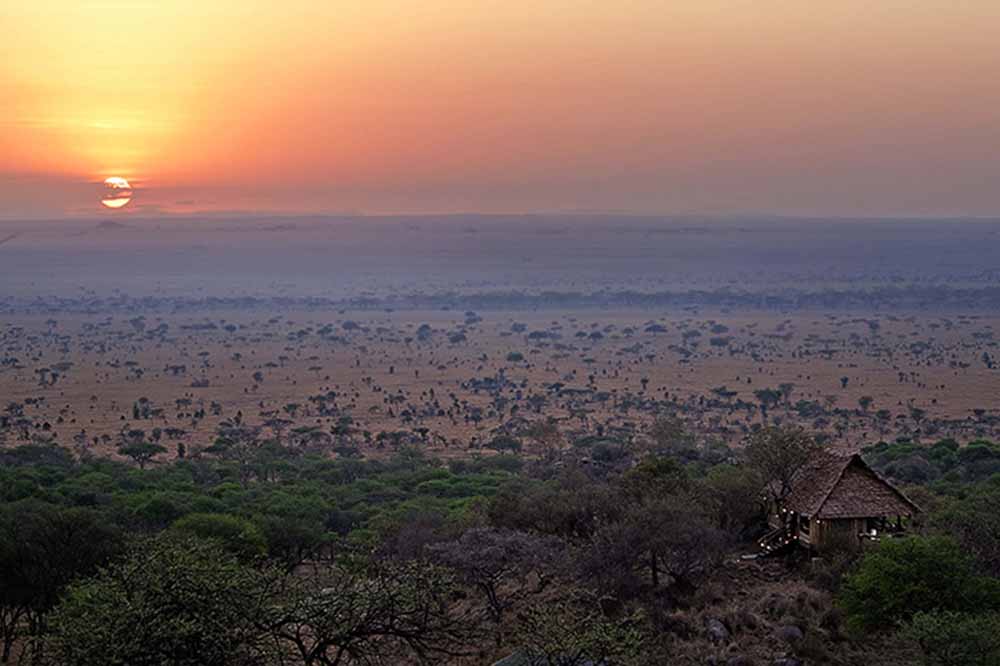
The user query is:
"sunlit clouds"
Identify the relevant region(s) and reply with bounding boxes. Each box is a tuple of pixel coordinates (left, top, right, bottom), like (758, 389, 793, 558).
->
(3, 1, 1000, 217)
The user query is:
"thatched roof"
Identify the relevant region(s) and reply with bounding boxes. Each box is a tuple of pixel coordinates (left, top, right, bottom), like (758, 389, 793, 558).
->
(782, 451, 919, 519)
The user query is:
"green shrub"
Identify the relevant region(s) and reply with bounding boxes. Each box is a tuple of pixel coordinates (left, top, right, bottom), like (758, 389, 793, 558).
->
(839, 536, 1000, 633)
(902, 611, 1000, 666)
(171, 513, 266, 560)
(49, 536, 272, 666)
(930, 482, 1000, 576)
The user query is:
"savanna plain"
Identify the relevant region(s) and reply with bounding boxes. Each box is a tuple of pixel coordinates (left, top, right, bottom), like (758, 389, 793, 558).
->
(2, 217, 1000, 665)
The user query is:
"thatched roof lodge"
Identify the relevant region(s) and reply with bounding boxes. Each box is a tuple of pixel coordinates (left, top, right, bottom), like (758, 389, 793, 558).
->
(763, 452, 920, 553)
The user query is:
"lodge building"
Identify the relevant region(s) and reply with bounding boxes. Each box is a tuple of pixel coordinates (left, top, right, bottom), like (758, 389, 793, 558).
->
(761, 451, 920, 553)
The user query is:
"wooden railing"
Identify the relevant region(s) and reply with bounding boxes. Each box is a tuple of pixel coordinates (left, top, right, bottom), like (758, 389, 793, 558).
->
(758, 525, 796, 556)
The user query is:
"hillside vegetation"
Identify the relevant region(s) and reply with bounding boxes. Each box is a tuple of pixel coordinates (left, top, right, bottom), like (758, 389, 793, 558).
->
(2, 422, 999, 664)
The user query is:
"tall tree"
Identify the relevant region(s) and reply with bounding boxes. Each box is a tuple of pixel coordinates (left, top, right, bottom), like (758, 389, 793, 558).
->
(49, 536, 276, 666)
(0, 502, 123, 663)
(272, 559, 474, 665)
(430, 528, 562, 643)
(117, 429, 166, 469)
(744, 426, 821, 506)
(207, 411, 264, 486)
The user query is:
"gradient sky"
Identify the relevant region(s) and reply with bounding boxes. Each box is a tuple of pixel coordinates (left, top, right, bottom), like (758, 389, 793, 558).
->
(3, 1, 1000, 218)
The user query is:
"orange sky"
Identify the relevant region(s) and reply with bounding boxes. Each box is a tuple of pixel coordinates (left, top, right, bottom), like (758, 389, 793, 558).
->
(3, 1, 1000, 218)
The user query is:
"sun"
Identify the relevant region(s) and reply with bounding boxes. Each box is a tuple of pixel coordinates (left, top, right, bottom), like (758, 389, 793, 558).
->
(101, 177, 134, 209)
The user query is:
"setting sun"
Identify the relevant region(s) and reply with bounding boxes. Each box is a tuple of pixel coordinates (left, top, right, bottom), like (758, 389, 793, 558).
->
(4, 1, 1000, 217)
(100, 177, 133, 210)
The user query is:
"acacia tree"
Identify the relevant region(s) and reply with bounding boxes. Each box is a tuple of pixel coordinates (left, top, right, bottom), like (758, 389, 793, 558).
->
(753, 388, 783, 421)
(429, 528, 563, 643)
(48, 536, 276, 666)
(272, 559, 474, 665)
(207, 411, 264, 486)
(263, 417, 294, 445)
(524, 418, 565, 460)
(744, 426, 821, 507)
(582, 492, 727, 599)
(0, 503, 123, 663)
(572, 458, 728, 599)
(618, 455, 690, 502)
(648, 414, 696, 459)
(704, 464, 764, 538)
(117, 429, 166, 469)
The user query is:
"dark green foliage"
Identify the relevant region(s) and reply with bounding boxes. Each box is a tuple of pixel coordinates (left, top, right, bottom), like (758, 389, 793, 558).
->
(448, 454, 523, 475)
(0, 451, 509, 551)
(619, 455, 690, 500)
(864, 438, 1000, 484)
(930, 480, 1000, 576)
(516, 599, 645, 666)
(902, 611, 1000, 666)
(117, 440, 168, 469)
(487, 472, 618, 540)
(0, 447, 516, 655)
(839, 536, 1000, 633)
(49, 536, 275, 666)
(488, 435, 523, 454)
(744, 426, 820, 503)
(0, 501, 124, 661)
(1, 431, 997, 665)
(703, 464, 765, 537)
(170, 513, 267, 560)
(0, 443, 75, 470)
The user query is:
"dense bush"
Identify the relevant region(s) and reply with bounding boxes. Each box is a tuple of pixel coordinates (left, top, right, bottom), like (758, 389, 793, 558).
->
(930, 480, 1000, 576)
(0, 443, 517, 659)
(170, 512, 267, 560)
(1, 431, 997, 665)
(839, 536, 1000, 633)
(0, 501, 124, 662)
(864, 438, 1000, 484)
(902, 611, 1000, 666)
(49, 536, 273, 666)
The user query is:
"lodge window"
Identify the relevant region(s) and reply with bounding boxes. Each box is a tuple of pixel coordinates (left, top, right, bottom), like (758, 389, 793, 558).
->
(799, 515, 811, 534)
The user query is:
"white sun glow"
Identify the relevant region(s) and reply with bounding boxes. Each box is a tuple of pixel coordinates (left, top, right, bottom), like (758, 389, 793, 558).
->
(101, 176, 133, 209)
(104, 176, 131, 189)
